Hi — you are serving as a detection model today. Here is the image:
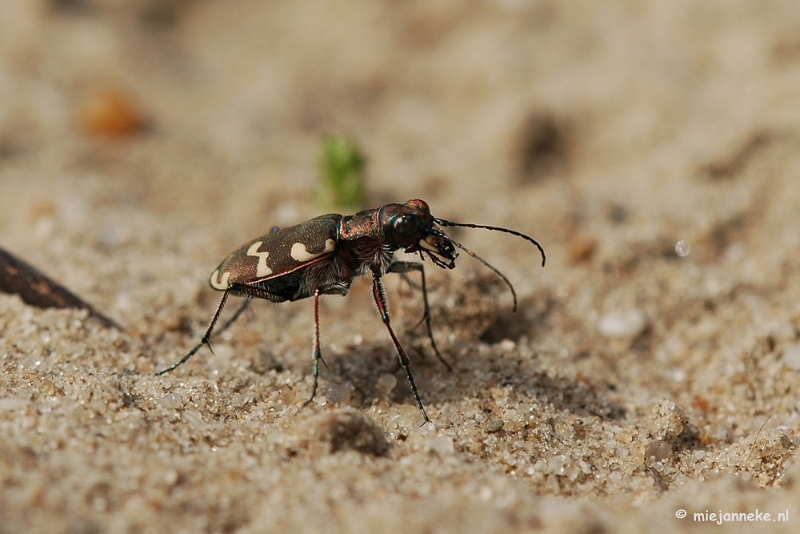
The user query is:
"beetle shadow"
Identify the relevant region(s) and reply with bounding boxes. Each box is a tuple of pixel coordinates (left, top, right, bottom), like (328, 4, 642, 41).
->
(314, 342, 408, 409)
(444, 353, 627, 422)
(477, 294, 556, 344)
(243, 274, 625, 422)
(312, 338, 625, 422)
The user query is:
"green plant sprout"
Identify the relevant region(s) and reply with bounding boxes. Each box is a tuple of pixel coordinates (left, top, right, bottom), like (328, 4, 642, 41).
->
(317, 135, 366, 209)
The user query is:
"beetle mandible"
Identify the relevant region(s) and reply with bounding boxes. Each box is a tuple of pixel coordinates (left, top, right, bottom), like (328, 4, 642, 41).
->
(158, 199, 545, 422)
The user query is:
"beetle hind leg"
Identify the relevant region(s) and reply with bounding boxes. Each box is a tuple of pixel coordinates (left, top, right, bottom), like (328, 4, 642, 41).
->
(215, 297, 252, 337)
(157, 283, 276, 375)
(157, 290, 233, 375)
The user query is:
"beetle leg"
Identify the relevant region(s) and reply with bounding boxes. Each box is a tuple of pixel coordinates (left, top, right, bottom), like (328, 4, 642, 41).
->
(157, 289, 232, 375)
(235, 280, 337, 405)
(158, 283, 283, 375)
(305, 288, 326, 406)
(371, 271, 430, 423)
(388, 261, 453, 372)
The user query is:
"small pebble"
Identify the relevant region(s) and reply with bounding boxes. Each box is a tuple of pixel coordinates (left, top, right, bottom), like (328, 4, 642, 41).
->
(164, 470, 179, 486)
(598, 310, 646, 338)
(568, 235, 596, 264)
(78, 87, 145, 137)
(486, 419, 504, 433)
(675, 240, 691, 257)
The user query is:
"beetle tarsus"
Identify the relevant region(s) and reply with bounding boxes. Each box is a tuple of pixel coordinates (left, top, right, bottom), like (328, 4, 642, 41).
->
(156, 341, 205, 375)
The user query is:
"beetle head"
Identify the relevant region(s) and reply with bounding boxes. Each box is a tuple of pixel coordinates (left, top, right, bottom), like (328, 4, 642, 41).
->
(377, 199, 458, 269)
(381, 198, 547, 312)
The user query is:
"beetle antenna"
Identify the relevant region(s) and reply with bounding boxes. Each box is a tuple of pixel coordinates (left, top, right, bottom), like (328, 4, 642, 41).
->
(433, 218, 546, 267)
(426, 229, 520, 312)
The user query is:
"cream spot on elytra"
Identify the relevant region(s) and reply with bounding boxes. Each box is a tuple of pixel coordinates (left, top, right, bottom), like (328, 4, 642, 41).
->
(247, 241, 273, 277)
(210, 269, 230, 290)
(290, 239, 335, 262)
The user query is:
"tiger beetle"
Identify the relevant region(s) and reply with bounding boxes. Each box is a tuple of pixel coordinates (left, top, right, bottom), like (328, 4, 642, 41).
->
(158, 199, 545, 423)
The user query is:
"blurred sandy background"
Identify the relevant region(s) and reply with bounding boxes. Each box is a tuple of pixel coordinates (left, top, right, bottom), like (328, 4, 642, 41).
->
(2, 1, 800, 532)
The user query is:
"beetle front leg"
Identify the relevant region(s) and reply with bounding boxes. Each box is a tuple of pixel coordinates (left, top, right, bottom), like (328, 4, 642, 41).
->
(388, 261, 453, 372)
(372, 271, 430, 423)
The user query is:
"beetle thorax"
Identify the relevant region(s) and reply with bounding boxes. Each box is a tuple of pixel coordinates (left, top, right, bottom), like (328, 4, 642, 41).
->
(338, 213, 397, 276)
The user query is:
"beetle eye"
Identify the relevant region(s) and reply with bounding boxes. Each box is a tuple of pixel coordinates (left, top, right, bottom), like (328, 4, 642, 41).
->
(393, 214, 421, 238)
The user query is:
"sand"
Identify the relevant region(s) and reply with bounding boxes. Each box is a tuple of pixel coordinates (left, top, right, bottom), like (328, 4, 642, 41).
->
(1, 1, 799, 532)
